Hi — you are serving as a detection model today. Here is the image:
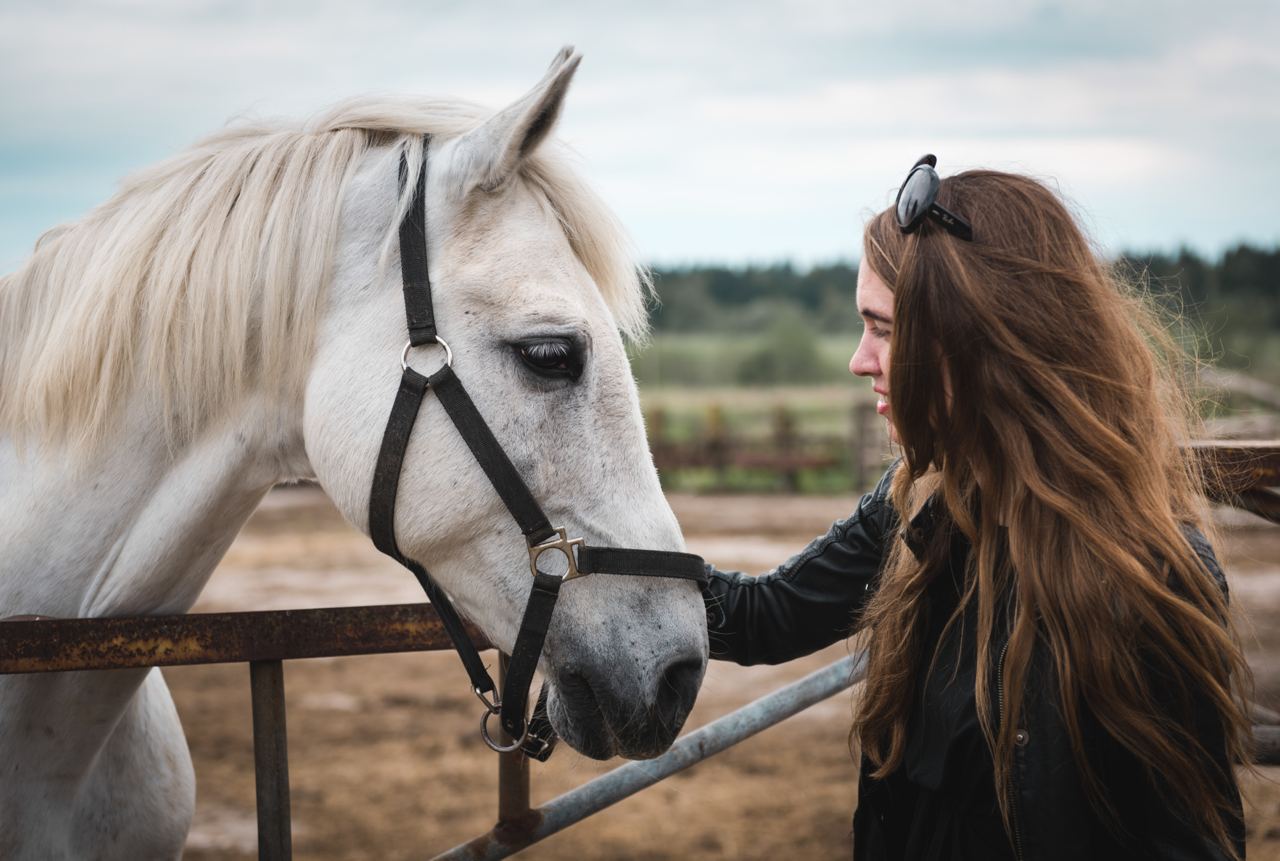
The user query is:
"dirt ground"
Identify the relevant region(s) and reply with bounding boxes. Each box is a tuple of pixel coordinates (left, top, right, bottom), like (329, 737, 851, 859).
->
(175, 487, 1280, 860)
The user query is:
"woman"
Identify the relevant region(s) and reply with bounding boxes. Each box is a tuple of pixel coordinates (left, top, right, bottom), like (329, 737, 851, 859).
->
(704, 156, 1251, 860)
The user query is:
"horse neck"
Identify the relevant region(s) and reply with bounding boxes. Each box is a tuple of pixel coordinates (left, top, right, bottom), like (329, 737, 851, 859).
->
(0, 385, 307, 814)
(0, 394, 305, 620)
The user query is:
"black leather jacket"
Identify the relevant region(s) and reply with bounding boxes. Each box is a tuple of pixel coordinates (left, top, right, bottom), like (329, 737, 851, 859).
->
(703, 465, 1244, 861)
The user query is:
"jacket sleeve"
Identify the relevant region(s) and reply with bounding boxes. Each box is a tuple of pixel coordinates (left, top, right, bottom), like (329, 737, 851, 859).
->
(702, 463, 899, 666)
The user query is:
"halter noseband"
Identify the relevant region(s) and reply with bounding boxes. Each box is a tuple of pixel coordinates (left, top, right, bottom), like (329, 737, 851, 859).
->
(367, 135, 707, 761)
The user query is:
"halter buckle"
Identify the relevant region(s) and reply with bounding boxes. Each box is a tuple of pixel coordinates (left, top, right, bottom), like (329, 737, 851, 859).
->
(520, 732, 556, 762)
(528, 528, 585, 581)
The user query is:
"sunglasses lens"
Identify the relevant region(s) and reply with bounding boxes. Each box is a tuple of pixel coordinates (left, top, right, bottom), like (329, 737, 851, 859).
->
(896, 165, 940, 230)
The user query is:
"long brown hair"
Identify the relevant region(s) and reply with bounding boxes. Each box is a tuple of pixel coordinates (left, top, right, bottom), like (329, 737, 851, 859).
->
(855, 169, 1251, 853)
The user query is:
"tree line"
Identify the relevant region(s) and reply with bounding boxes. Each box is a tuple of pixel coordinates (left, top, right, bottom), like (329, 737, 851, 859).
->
(650, 244, 1277, 333)
(644, 244, 1279, 381)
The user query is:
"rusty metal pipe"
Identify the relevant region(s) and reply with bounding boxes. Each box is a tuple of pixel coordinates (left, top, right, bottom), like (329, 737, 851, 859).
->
(0, 604, 490, 674)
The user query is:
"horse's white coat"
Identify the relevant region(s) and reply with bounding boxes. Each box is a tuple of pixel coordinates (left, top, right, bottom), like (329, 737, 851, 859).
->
(0, 50, 706, 859)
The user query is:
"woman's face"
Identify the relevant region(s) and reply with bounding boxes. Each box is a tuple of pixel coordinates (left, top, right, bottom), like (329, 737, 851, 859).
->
(849, 262, 897, 442)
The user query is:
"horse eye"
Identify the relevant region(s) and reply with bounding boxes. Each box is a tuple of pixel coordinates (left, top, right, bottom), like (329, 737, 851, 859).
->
(517, 338, 584, 381)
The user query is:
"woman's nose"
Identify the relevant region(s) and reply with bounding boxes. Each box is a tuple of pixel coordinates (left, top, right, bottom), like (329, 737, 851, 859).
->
(849, 339, 877, 378)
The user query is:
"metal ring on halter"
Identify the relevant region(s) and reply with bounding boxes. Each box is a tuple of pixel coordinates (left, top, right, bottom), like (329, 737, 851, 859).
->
(480, 710, 529, 753)
(400, 337, 453, 373)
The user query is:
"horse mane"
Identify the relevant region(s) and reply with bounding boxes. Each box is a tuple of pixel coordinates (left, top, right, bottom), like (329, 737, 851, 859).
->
(0, 96, 651, 455)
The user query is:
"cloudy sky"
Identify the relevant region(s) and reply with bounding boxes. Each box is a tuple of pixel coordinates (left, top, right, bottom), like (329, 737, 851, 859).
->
(1, 1, 1277, 272)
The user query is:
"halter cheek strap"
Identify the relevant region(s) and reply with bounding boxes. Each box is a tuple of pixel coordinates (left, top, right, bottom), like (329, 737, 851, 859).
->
(396, 149, 439, 347)
(368, 135, 707, 761)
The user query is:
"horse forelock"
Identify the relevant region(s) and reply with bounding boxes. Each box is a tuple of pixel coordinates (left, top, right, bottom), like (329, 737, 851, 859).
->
(0, 95, 650, 457)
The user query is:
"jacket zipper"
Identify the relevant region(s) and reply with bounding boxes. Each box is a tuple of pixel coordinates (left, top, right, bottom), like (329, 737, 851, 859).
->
(997, 639, 1026, 861)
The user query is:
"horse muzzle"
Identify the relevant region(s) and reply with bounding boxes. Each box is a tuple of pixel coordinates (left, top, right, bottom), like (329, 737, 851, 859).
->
(549, 652, 705, 760)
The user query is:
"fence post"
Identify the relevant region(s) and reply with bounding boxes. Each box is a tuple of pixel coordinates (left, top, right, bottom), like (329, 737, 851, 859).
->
(250, 659, 292, 861)
(495, 653, 533, 840)
(851, 400, 879, 491)
(707, 404, 729, 490)
(772, 405, 799, 492)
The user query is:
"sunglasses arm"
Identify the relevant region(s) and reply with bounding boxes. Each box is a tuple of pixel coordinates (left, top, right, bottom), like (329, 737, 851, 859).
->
(928, 201, 974, 242)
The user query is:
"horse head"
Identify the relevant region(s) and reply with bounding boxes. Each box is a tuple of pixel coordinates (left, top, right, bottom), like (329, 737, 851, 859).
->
(304, 49, 707, 760)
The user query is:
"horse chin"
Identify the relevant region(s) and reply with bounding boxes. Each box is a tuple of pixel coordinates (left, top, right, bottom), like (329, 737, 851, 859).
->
(542, 677, 613, 760)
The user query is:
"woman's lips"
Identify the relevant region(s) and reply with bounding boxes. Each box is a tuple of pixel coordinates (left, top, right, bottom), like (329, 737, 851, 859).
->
(876, 398, 890, 416)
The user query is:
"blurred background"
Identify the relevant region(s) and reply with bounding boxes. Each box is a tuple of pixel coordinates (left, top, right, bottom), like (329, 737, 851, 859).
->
(3, 2, 1277, 858)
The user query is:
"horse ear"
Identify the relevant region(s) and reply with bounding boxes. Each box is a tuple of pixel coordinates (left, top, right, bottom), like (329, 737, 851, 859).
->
(452, 47, 582, 194)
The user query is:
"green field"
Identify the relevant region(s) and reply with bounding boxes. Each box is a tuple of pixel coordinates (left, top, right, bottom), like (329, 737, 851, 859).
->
(629, 332, 862, 388)
(640, 383, 871, 442)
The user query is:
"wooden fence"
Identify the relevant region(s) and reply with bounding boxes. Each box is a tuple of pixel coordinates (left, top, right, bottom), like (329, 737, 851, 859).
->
(651, 396, 1280, 524)
(648, 401, 885, 491)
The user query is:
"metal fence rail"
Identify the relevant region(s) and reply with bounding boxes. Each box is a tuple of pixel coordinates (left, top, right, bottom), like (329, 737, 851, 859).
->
(0, 603, 488, 673)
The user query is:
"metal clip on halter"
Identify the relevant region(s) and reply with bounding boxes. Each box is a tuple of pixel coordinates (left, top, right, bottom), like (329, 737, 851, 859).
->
(473, 686, 501, 715)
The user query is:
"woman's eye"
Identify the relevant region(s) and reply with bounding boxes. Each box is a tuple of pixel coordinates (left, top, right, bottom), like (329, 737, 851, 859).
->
(862, 321, 890, 339)
(517, 339, 584, 381)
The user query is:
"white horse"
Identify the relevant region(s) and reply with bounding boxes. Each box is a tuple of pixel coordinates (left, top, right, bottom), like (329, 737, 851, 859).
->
(0, 49, 707, 859)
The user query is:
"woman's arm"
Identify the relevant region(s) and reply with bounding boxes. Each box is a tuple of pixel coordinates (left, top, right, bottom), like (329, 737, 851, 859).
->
(703, 464, 899, 666)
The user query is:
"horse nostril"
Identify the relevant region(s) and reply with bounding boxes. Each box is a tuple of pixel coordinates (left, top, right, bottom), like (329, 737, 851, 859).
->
(654, 657, 703, 727)
(558, 670, 601, 718)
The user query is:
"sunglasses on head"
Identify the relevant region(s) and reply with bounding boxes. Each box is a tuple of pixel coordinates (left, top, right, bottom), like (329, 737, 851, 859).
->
(895, 154, 973, 242)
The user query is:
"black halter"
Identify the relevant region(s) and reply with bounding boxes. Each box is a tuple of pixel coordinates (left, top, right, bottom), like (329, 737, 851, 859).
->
(368, 135, 708, 761)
